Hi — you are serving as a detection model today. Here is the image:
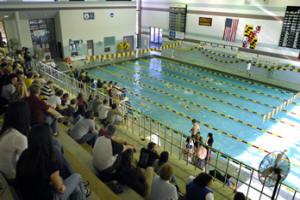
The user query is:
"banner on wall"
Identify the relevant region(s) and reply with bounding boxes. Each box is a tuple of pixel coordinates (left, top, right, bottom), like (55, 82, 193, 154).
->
(199, 17, 212, 26)
(222, 18, 239, 42)
(242, 25, 261, 49)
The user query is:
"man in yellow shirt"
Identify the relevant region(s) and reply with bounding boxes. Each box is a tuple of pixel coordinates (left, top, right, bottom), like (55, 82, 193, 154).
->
(24, 72, 33, 88)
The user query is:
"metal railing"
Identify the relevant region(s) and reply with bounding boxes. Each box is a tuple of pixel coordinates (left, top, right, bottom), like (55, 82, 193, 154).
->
(33, 59, 300, 200)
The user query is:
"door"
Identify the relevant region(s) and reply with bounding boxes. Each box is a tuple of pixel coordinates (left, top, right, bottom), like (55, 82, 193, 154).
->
(123, 35, 134, 51)
(29, 18, 58, 58)
(87, 40, 94, 56)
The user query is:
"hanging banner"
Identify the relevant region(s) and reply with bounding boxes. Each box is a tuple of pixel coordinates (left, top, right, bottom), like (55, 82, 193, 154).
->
(242, 25, 261, 49)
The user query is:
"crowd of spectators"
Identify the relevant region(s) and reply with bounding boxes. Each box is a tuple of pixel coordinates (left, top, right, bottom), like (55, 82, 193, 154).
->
(0, 49, 247, 200)
(0, 49, 90, 200)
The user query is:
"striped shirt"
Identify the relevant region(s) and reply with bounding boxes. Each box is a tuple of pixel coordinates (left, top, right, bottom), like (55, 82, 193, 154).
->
(41, 84, 53, 100)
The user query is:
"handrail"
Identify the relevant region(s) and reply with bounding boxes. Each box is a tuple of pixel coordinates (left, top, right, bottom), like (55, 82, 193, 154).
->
(33, 58, 299, 200)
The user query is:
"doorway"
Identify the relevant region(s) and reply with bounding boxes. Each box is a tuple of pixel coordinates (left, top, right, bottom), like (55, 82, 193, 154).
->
(87, 40, 94, 56)
(149, 27, 163, 47)
(29, 18, 58, 58)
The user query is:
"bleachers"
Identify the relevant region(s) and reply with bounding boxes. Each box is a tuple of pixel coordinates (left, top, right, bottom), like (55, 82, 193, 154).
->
(115, 125, 236, 200)
(56, 124, 144, 200)
(54, 122, 236, 200)
(31, 61, 240, 200)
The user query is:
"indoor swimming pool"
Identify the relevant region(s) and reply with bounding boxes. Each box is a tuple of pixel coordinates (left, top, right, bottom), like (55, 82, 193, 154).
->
(87, 57, 300, 191)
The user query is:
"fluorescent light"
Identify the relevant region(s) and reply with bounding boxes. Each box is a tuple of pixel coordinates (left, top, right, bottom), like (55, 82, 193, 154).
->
(4, 15, 9, 18)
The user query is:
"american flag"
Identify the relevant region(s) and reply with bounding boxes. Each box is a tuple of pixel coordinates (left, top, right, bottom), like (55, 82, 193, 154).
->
(223, 18, 239, 42)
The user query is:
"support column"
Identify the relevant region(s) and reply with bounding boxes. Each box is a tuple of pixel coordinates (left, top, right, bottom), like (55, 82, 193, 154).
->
(136, 0, 142, 49)
(14, 11, 23, 47)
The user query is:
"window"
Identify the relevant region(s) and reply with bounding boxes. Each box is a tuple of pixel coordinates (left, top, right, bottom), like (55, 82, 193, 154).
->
(149, 27, 163, 45)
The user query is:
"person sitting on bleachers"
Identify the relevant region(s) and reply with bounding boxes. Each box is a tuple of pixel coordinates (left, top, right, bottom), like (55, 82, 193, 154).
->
(41, 80, 54, 100)
(149, 164, 178, 200)
(24, 72, 33, 89)
(89, 95, 101, 117)
(115, 149, 153, 197)
(76, 93, 88, 117)
(137, 142, 159, 168)
(1, 73, 18, 103)
(24, 84, 63, 136)
(16, 123, 88, 200)
(153, 151, 178, 189)
(0, 101, 29, 181)
(69, 111, 98, 146)
(104, 103, 123, 125)
(46, 89, 64, 110)
(13, 77, 29, 101)
(98, 99, 111, 124)
(61, 98, 77, 125)
(60, 93, 70, 109)
(186, 173, 214, 200)
(93, 124, 135, 182)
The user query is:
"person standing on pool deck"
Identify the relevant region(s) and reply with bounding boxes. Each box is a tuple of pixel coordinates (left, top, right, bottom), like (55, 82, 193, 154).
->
(246, 62, 252, 77)
(205, 133, 214, 163)
(191, 119, 200, 138)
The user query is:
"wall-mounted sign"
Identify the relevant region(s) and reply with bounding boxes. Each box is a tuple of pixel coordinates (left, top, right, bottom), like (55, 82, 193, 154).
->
(83, 12, 95, 20)
(199, 17, 212, 26)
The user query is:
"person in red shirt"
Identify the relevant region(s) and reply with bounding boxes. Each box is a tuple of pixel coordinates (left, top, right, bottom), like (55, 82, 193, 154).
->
(24, 84, 63, 135)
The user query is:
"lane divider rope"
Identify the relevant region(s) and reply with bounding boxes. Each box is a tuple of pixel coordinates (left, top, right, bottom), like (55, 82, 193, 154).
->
(100, 65, 300, 144)
(159, 54, 294, 95)
(120, 62, 277, 108)
(140, 58, 291, 102)
(130, 60, 300, 117)
(117, 62, 300, 128)
(95, 66, 300, 168)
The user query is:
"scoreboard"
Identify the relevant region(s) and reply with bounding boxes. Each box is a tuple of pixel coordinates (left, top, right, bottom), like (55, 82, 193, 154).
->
(279, 6, 300, 49)
(169, 4, 187, 39)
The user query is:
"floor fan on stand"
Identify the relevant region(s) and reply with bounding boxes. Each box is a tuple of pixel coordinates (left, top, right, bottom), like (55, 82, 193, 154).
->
(258, 150, 290, 200)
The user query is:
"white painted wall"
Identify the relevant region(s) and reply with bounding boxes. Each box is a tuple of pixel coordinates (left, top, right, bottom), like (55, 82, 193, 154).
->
(141, 0, 300, 53)
(142, 0, 300, 7)
(185, 14, 283, 46)
(59, 9, 136, 45)
(59, 8, 136, 57)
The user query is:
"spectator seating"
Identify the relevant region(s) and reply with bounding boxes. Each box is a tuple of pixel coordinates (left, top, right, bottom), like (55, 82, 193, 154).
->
(57, 123, 144, 200)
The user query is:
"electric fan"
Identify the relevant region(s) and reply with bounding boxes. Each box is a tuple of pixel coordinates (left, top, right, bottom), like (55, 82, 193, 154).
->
(258, 150, 290, 200)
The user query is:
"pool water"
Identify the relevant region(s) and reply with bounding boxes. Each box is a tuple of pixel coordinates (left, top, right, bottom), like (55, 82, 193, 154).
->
(87, 57, 300, 190)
